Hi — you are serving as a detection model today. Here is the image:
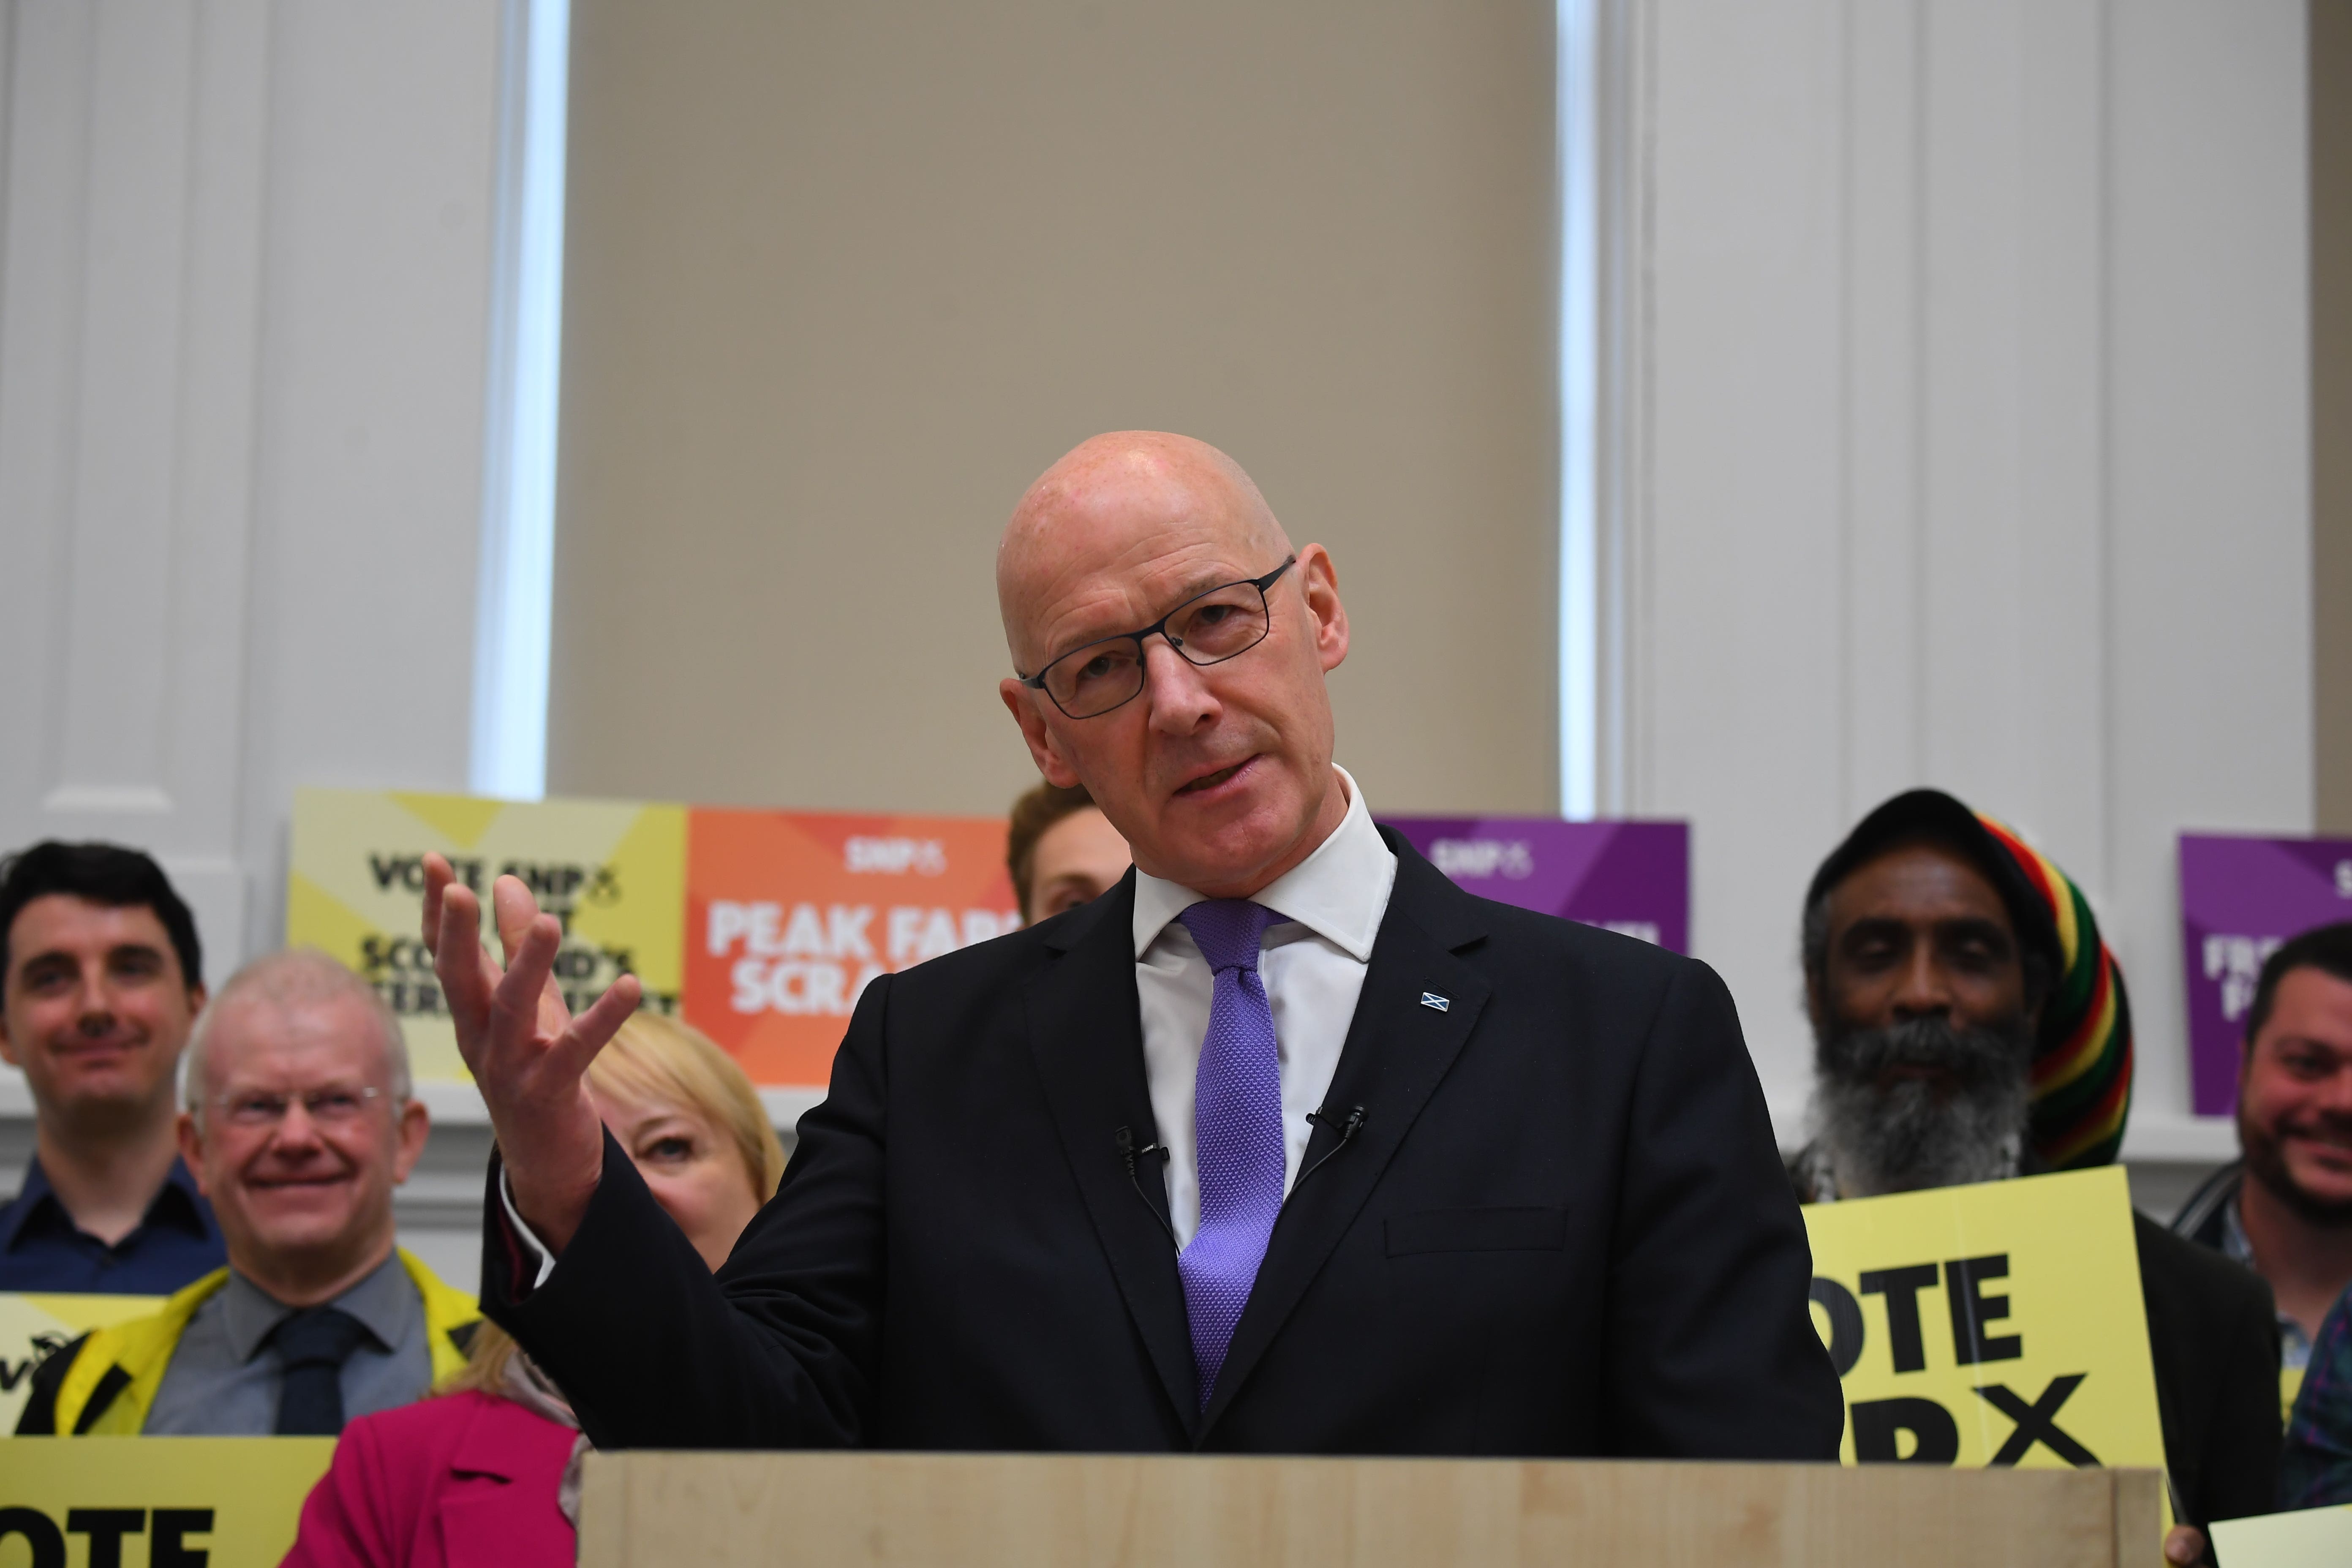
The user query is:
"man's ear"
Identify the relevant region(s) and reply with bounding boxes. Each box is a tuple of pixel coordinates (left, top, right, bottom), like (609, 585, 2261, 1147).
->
(392, 1100, 431, 1184)
(998, 679, 1083, 788)
(1296, 544, 1349, 674)
(0, 1014, 17, 1069)
(177, 1110, 210, 1196)
(2022, 966, 2052, 1035)
(1804, 967, 1827, 1033)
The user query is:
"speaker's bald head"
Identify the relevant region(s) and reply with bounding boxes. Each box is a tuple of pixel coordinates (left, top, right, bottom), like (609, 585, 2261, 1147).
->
(996, 432, 1291, 670)
(991, 432, 1350, 901)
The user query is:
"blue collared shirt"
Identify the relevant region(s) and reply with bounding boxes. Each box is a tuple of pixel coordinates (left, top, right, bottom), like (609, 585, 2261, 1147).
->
(2220, 1192, 2314, 1373)
(0, 1155, 225, 1295)
(2282, 1282, 2352, 1508)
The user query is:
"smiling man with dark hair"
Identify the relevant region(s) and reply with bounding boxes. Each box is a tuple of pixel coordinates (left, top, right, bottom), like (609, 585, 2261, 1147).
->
(2174, 921, 2352, 1512)
(2175, 923, 2352, 1375)
(0, 841, 222, 1293)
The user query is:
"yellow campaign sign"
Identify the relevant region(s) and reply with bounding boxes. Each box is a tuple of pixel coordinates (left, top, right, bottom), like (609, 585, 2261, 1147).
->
(1802, 1167, 2165, 1480)
(0, 1437, 332, 1566)
(0, 1293, 160, 1435)
(288, 787, 687, 1083)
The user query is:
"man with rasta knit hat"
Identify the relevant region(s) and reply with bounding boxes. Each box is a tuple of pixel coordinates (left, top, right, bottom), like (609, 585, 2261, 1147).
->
(1790, 789, 2279, 1563)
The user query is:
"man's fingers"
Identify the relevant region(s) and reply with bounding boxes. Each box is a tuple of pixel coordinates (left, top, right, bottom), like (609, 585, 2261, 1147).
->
(547, 972, 643, 1083)
(421, 854, 456, 956)
(437, 868, 627, 1100)
(432, 884, 500, 1046)
(491, 875, 544, 967)
(491, 912, 566, 1037)
(491, 871, 580, 1031)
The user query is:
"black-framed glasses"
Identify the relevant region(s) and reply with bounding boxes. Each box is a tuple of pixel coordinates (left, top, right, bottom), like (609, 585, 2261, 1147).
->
(1018, 556, 1297, 719)
(212, 1085, 385, 1128)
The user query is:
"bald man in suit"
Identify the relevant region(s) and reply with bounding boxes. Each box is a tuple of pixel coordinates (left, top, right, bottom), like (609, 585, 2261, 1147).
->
(426, 432, 1842, 1456)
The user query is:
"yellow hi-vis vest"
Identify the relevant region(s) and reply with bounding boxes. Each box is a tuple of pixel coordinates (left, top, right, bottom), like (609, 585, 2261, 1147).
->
(39, 1249, 477, 1435)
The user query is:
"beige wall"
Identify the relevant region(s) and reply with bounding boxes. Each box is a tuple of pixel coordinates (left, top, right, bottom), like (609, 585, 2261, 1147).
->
(547, 1, 1560, 818)
(2318, 0, 2352, 833)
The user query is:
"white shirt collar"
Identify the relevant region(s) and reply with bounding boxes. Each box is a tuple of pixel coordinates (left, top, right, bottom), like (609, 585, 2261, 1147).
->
(1130, 765, 1395, 962)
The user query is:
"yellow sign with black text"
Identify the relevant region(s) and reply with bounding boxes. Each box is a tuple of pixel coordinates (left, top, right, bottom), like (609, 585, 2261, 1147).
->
(288, 787, 687, 1084)
(0, 1293, 160, 1435)
(0, 1437, 332, 1567)
(285, 787, 1023, 1092)
(1802, 1167, 2166, 1481)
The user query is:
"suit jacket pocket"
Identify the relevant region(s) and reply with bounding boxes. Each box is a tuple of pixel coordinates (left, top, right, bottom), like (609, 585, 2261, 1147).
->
(1385, 1206, 1568, 1256)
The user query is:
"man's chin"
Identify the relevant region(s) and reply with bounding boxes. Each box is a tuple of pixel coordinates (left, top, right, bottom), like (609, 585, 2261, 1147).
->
(1149, 788, 1308, 887)
(2278, 1158, 2352, 1223)
(234, 1218, 384, 1277)
(47, 1076, 173, 1131)
(2247, 1143, 2352, 1227)
(1813, 1070, 2027, 1197)
(1871, 1067, 1965, 1100)
(235, 1187, 363, 1237)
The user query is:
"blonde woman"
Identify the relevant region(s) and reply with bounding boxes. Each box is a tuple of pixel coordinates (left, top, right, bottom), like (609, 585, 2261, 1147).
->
(282, 1010, 784, 1568)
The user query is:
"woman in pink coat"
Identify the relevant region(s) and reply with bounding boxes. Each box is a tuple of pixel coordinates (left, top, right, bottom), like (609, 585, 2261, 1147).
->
(281, 1013, 787, 1568)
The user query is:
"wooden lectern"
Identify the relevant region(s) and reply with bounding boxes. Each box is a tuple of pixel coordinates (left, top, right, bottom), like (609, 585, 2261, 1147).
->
(577, 1451, 2161, 1566)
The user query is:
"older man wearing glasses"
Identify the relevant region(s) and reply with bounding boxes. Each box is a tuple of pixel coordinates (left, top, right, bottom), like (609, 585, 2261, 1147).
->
(18, 950, 478, 1435)
(430, 432, 1839, 1456)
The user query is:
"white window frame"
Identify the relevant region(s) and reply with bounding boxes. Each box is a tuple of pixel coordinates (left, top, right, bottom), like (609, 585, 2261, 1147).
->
(471, 0, 572, 801)
(1559, 0, 1601, 818)
(1559, 0, 1634, 821)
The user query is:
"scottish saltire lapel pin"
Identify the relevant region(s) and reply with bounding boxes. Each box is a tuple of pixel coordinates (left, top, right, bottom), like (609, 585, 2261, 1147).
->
(1419, 992, 1451, 1012)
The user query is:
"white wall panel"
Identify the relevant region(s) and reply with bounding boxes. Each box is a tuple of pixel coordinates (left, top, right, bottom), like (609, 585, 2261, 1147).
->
(1636, 0, 1849, 1063)
(235, 0, 502, 954)
(0, 0, 499, 979)
(2105, 0, 2313, 1125)
(0, 0, 508, 1269)
(1627, 0, 2311, 1170)
(0, 0, 272, 966)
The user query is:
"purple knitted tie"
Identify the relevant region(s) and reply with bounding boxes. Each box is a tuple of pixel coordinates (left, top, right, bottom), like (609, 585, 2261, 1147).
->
(1176, 898, 1286, 1409)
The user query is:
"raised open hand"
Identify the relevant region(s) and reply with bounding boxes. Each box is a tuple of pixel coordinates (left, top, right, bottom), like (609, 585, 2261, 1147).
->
(424, 852, 640, 1252)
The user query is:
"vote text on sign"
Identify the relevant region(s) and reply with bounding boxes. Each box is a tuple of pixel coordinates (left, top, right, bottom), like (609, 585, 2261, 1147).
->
(1802, 1167, 2165, 1479)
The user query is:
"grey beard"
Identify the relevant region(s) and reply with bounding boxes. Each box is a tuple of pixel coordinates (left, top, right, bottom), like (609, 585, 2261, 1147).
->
(1810, 1014, 2035, 1198)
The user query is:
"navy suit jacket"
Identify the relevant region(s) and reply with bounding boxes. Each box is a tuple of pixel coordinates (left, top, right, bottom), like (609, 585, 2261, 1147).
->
(483, 831, 1843, 1457)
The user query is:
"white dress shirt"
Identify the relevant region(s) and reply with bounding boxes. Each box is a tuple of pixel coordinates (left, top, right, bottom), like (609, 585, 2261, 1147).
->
(1132, 766, 1396, 1247)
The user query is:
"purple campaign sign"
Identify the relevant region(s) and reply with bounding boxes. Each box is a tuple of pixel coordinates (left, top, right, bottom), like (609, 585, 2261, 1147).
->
(1378, 817, 1689, 953)
(2178, 832, 2352, 1115)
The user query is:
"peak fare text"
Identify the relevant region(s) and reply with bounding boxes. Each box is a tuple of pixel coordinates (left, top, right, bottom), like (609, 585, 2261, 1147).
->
(708, 900, 1021, 1018)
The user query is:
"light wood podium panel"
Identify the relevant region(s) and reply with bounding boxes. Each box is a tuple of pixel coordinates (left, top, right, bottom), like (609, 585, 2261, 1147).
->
(577, 1452, 2161, 1567)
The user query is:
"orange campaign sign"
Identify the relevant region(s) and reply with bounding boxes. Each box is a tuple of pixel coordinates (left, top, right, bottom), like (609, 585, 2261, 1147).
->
(683, 808, 1023, 1086)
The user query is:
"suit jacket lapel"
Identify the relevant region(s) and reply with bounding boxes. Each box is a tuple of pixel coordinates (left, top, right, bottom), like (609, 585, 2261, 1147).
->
(1198, 837, 1492, 1437)
(1022, 875, 1199, 1435)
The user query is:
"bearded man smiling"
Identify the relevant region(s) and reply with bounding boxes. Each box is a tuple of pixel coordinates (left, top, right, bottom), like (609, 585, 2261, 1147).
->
(1788, 790, 2278, 1563)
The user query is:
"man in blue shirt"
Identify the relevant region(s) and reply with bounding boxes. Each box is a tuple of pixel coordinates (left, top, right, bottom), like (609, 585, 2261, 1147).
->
(0, 842, 223, 1292)
(2282, 1284, 2352, 1507)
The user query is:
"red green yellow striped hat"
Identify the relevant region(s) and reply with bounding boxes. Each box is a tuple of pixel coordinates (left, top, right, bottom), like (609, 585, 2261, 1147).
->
(1974, 812, 2133, 1168)
(1806, 789, 2133, 1169)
